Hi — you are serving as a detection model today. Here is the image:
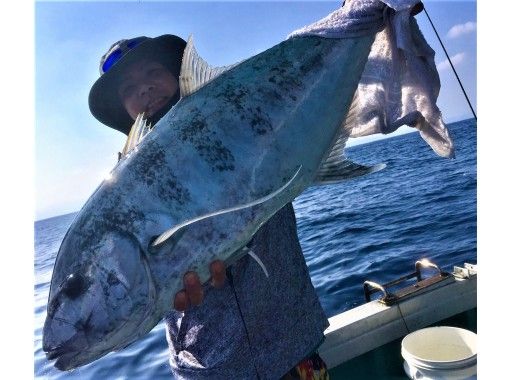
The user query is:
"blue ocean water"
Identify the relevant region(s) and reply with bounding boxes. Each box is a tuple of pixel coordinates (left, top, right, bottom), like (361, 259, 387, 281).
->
(34, 119, 476, 379)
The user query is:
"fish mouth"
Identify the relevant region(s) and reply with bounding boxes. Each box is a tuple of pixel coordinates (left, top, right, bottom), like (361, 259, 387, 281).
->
(46, 347, 81, 371)
(43, 313, 141, 371)
(46, 346, 109, 371)
(44, 330, 111, 371)
(43, 331, 93, 371)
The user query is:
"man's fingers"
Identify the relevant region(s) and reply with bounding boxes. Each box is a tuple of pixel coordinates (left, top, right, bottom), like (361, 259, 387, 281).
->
(174, 290, 189, 312)
(184, 272, 204, 306)
(173, 264, 225, 311)
(210, 260, 226, 288)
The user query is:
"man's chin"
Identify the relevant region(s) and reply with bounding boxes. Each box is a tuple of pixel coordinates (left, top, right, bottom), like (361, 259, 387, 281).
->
(146, 92, 180, 126)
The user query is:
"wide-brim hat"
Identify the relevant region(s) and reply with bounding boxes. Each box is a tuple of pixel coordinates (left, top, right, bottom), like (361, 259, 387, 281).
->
(88, 34, 187, 135)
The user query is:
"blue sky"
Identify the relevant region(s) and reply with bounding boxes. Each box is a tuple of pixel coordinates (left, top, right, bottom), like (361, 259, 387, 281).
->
(34, 0, 477, 220)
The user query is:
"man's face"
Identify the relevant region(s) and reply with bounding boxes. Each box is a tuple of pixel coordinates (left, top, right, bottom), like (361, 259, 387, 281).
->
(118, 59, 179, 120)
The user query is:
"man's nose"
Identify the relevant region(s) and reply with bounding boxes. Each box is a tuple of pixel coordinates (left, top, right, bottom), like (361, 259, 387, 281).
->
(138, 82, 155, 97)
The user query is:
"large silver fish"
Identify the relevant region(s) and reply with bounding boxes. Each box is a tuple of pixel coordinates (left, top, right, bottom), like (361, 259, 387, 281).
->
(43, 0, 453, 370)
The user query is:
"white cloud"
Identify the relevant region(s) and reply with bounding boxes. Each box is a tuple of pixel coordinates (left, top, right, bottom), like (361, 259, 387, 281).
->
(447, 21, 477, 39)
(437, 52, 466, 71)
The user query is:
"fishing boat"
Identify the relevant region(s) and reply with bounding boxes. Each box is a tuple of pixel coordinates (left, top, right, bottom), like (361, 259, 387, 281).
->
(318, 260, 477, 379)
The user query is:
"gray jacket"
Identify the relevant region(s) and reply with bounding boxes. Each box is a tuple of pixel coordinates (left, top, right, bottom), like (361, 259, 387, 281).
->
(165, 203, 329, 379)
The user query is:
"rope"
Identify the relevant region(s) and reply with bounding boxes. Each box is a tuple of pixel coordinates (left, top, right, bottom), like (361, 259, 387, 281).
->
(423, 6, 477, 121)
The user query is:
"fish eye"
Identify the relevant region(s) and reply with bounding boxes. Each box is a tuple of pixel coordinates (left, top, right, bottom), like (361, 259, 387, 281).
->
(61, 273, 87, 299)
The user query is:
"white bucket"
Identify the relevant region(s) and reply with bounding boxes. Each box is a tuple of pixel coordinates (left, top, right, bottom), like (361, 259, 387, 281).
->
(401, 326, 477, 380)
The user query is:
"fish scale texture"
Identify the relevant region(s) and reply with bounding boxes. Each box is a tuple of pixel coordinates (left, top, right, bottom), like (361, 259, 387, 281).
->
(165, 204, 329, 379)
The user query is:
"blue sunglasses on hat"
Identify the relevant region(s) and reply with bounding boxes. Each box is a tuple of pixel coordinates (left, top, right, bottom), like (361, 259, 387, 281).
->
(100, 37, 148, 74)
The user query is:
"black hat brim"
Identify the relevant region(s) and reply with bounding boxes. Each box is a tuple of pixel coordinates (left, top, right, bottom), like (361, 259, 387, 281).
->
(88, 34, 186, 135)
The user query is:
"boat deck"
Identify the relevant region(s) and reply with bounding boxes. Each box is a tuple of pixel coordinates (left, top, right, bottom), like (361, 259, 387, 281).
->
(329, 308, 477, 379)
(329, 302, 477, 380)
(319, 262, 477, 379)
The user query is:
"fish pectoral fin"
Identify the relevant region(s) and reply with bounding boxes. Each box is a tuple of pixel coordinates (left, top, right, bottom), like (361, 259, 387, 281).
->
(151, 165, 303, 248)
(179, 35, 241, 97)
(243, 247, 269, 278)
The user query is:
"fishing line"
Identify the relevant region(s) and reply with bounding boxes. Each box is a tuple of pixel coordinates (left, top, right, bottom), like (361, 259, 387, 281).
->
(396, 302, 411, 334)
(226, 267, 262, 379)
(423, 6, 477, 121)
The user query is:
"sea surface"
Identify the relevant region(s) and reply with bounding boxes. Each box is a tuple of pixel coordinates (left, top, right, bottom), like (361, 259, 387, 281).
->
(34, 118, 476, 379)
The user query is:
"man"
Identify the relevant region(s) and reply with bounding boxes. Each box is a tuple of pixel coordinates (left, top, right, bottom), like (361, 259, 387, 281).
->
(89, 35, 330, 379)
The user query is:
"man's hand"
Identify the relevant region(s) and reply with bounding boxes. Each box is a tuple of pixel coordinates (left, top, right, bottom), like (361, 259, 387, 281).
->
(173, 260, 226, 311)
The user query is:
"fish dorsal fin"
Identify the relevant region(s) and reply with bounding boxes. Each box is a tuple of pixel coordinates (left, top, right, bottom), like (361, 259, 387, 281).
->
(314, 122, 385, 184)
(120, 113, 152, 159)
(151, 165, 302, 248)
(179, 35, 239, 97)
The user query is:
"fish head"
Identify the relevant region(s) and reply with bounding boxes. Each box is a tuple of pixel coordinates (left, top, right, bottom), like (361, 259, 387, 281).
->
(42, 225, 157, 370)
